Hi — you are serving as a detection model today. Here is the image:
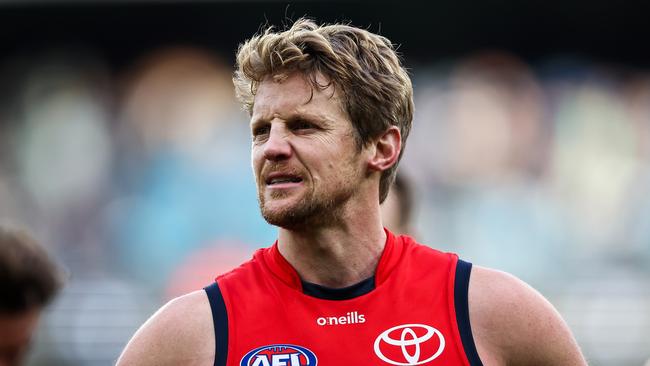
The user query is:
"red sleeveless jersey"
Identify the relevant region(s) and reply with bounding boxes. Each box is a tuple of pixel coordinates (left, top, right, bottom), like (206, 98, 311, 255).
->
(204, 230, 482, 366)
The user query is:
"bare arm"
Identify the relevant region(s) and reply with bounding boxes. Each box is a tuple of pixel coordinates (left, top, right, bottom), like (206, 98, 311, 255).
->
(469, 266, 587, 366)
(116, 290, 215, 366)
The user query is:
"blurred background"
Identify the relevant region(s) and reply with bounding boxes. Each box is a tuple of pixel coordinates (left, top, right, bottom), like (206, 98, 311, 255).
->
(1, 1, 649, 365)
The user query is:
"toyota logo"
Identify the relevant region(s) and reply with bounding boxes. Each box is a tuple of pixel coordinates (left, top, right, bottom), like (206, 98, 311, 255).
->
(373, 324, 445, 365)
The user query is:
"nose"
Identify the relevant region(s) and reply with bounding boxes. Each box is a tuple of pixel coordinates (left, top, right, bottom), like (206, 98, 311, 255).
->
(263, 125, 292, 161)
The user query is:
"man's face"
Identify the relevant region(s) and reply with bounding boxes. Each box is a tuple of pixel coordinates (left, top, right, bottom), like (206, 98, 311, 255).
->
(0, 309, 40, 366)
(250, 72, 365, 229)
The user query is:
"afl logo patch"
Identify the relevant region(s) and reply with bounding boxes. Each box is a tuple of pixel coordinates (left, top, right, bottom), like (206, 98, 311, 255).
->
(373, 324, 445, 365)
(240, 344, 318, 366)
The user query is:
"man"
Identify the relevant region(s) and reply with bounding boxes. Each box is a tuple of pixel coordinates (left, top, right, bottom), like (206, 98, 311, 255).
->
(0, 225, 63, 366)
(118, 18, 586, 365)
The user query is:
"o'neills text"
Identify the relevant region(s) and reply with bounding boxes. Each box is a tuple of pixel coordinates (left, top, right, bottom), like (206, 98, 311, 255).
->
(316, 311, 366, 326)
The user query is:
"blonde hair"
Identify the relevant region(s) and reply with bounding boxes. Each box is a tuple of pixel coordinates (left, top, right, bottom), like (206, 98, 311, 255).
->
(234, 18, 413, 202)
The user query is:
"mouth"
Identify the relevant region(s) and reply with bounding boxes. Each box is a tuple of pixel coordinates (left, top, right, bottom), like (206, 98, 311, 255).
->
(265, 173, 303, 186)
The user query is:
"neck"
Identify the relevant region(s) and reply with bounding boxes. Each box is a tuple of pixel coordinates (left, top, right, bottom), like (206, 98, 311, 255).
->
(277, 199, 386, 288)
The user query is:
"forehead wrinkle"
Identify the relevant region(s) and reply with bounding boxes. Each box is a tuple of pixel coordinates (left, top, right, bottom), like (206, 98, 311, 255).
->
(251, 79, 305, 123)
(250, 100, 300, 126)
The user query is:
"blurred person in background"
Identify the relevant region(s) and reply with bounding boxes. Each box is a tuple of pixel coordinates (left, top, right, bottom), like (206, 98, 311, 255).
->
(0, 225, 63, 366)
(380, 173, 416, 236)
(118, 18, 586, 365)
(404, 52, 565, 284)
(110, 47, 272, 288)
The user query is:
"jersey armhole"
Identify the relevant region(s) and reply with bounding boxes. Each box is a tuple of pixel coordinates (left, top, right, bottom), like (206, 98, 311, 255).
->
(204, 282, 229, 366)
(454, 259, 484, 366)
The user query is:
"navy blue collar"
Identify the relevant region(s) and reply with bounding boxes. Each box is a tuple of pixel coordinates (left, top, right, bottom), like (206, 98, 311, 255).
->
(301, 276, 375, 300)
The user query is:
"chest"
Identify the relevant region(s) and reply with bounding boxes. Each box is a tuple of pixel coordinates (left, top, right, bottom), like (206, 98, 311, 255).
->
(222, 272, 466, 366)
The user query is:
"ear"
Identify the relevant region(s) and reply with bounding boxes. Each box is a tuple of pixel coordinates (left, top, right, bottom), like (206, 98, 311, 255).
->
(367, 126, 401, 172)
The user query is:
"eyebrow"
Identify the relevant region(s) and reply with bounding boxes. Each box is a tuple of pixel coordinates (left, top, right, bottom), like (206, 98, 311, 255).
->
(250, 110, 334, 128)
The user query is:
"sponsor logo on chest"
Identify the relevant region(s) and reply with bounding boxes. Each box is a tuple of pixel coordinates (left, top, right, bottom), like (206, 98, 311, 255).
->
(315, 311, 366, 326)
(239, 323, 445, 365)
(374, 324, 446, 365)
(240, 344, 317, 366)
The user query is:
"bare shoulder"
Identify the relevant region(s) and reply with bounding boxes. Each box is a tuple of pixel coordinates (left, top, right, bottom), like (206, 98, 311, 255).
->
(117, 290, 215, 366)
(468, 265, 587, 366)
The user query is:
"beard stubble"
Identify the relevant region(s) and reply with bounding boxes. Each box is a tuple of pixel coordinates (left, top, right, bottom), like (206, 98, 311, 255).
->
(258, 163, 360, 230)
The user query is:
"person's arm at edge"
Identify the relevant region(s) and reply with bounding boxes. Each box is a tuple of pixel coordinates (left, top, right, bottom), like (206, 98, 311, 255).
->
(116, 290, 215, 366)
(469, 265, 588, 366)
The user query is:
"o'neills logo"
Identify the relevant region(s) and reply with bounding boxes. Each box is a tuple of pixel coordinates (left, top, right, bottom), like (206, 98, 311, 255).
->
(316, 311, 366, 326)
